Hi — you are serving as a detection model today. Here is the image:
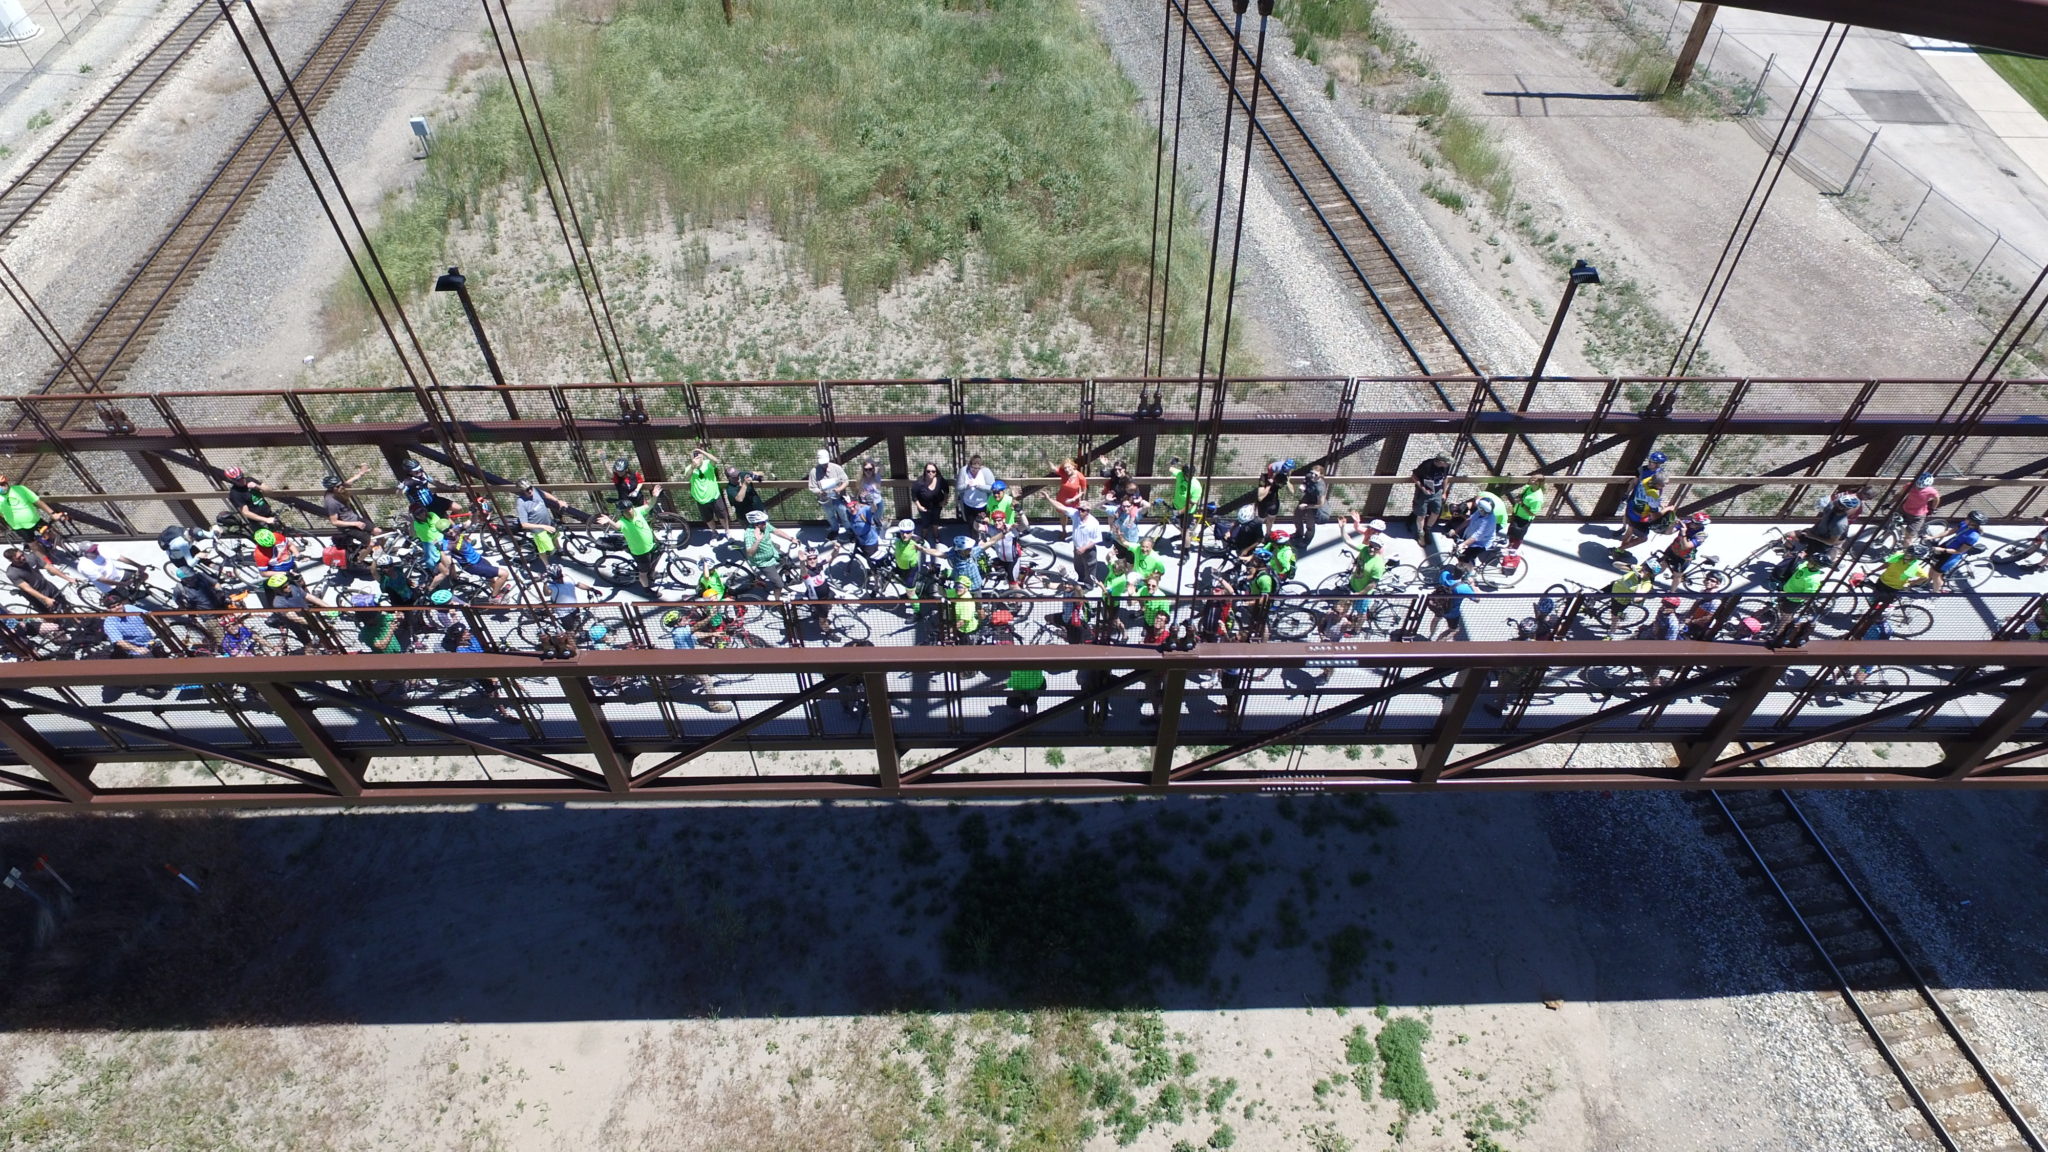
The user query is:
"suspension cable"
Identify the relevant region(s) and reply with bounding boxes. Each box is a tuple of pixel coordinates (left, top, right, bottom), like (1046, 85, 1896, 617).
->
(1665, 23, 1847, 380)
(1153, 0, 1195, 376)
(1199, 0, 1271, 491)
(1141, 0, 1175, 378)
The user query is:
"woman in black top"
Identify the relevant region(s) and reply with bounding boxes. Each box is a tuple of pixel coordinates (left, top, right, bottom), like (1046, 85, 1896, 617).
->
(1292, 464, 1326, 546)
(1253, 463, 1286, 530)
(911, 463, 951, 540)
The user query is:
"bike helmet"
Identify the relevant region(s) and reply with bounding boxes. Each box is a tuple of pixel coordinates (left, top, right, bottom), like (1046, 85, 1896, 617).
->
(991, 510, 1008, 525)
(612, 458, 632, 474)
(1839, 495, 1862, 510)
(1647, 451, 1669, 466)
(321, 474, 341, 490)
(1690, 511, 1711, 525)
(404, 460, 424, 475)
(265, 573, 289, 588)
(429, 588, 453, 605)
(1271, 528, 1291, 541)
(1916, 472, 1935, 487)
(1642, 558, 1663, 575)
(223, 466, 245, 480)
(700, 587, 724, 601)
(546, 564, 565, 582)
(1236, 506, 1254, 522)
(80, 542, 99, 555)
(587, 622, 609, 642)
(746, 510, 768, 524)
(662, 610, 682, 627)
(254, 529, 277, 547)
(1253, 545, 1274, 561)
(1908, 544, 1932, 559)
(1661, 596, 1681, 609)
(992, 479, 1008, 492)
(516, 478, 535, 493)
(896, 519, 915, 534)
(1967, 509, 1986, 525)
(951, 535, 973, 552)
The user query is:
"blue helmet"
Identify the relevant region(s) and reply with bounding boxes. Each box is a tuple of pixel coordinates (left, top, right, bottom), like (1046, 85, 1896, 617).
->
(951, 535, 973, 552)
(1647, 451, 1669, 466)
(1253, 545, 1274, 561)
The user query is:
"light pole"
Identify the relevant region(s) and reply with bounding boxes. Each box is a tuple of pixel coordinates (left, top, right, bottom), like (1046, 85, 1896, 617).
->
(433, 266, 508, 390)
(1503, 258, 1599, 473)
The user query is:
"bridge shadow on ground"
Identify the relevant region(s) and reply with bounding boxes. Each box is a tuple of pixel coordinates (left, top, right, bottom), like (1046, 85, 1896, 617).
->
(0, 786, 2041, 1028)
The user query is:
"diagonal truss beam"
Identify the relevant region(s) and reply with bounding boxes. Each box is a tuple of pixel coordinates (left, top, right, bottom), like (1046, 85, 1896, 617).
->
(1705, 667, 2031, 776)
(0, 688, 329, 789)
(252, 683, 365, 797)
(1170, 668, 1454, 782)
(899, 670, 1148, 786)
(1437, 667, 1744, 778)
(631, 674, 855, 786)
(1934, 667, 2048, 779)
(294, 681, 605, 788)
(557, 676, 631, 792)
(0, 703, 92, 802)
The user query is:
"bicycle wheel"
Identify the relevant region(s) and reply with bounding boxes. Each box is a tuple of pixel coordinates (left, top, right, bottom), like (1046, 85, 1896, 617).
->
(559, 531, 600, 565)
(661, 551, 702, 588)
(828, 610, 872, 643)
(1269, 602, 1317, 641)
(1681, 566, 1733, 593)
(1992, 540, 2041, 567)
(1592, 599, 1649, 634)
(1851, 666, 1908, 704)
(824, 554, 874, 600)
(595, 555, 639, 587)
(1487, 553, 1531, 588)
(1889, 601, 1934, 638)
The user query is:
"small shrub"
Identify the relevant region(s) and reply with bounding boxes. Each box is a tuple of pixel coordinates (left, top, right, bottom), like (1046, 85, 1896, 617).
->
(1376, 1015, 1437, 1115)
(1343, 1024, 1374, 1097)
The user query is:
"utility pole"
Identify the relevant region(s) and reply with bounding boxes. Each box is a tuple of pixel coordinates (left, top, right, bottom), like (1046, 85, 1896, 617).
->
(1668, 3, 1719, 92)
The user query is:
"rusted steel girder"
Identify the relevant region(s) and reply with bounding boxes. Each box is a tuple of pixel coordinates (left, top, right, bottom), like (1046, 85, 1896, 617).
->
(1724, 0, 2048, 57)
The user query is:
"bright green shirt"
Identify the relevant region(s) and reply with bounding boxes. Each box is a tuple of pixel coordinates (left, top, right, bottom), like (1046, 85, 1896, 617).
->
(1512, 484, 1545, 522)
(1879, 552, 1928, 591)
(1250, 570, 1275, 596)
(620, 506, 656, 556)
(1171, 467, 1203, 511)
(699, 568, 727, 597)
(412, 512, 451, 545)
(688, 459, 721, 505)
(892, 535, 921, 571)
(953, 593, 979, 632)
(1007, 669, 1046, 692)
(1271, 544, 1297, 578)
(1, 485, 42, 530)
(1104, 571, 1134, 602)
(1783, 563, 1824, 596)
(1142, 595, 1172, 623)
(989, 492, 1015, 521)
(1610, 570, 1654, 597)
(1131, 550, 1167, 581)
(1349, 552, 1388, 594)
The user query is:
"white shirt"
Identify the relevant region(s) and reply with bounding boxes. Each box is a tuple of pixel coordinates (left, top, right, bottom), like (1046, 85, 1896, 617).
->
(548, 578, 580, 619)
(809, 461, 848, 500)
(957, 466, 995, 509)
(77, 552, 121, 592)
(1071, 513, 1103, 551)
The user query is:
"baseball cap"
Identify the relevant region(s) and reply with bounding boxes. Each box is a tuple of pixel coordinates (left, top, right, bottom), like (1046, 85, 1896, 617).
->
(1368, 519, 1386, 531)
(896, 519, 914, 533)
(816, 449, 831, 464)
(1661, 596, 1681, 609)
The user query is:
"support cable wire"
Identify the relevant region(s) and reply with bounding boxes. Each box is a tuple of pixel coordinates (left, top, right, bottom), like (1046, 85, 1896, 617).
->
(1664, 23, 1848, 382)
(1198, 1, 1271, 489)
(1186, 0, 1249, 489)
(1141, 0, 1175, 378)
(481, 0, 632, 384)
(1152, 4, 1195, 377)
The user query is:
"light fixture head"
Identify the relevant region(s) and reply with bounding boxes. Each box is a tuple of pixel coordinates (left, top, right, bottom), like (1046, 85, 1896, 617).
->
(1568, 258, 1601, 286)
(433, 266, 465, 293)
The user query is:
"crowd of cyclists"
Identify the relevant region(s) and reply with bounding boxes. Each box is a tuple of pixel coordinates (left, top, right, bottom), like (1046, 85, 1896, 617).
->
(1, 441, 2043, 701)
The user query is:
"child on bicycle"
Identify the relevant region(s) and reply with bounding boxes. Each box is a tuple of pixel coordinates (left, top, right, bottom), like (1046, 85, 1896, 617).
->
(1268, 529, 1300, 581)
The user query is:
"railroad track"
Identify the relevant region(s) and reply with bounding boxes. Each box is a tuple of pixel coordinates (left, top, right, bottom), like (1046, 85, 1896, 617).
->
(0, 0, 224, 241)
(1172, 0, 1478, 378)
(1704, 787, 2043, 1152)
(32, 0, 398, 400)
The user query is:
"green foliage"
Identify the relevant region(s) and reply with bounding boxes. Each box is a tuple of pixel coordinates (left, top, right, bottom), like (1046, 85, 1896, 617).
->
(24, 109, 52, 131)
(1044, 748, 1068, 768)
(1376, 1015, 1437, 1115)
(1467, 1130, 1512, 1152)
(369, 0, 1210, 354)
(1302, 1120, 1356, 1152)
(1985, 51, 2048, 119)
(1343, 1023, 1375, 1098)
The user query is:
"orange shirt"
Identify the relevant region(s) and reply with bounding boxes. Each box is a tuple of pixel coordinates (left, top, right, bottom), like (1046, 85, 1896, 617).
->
(1056, 470, 1087, 505)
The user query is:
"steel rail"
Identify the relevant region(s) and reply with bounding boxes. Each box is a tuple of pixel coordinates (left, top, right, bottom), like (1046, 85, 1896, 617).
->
(0, 0, 225, 240)
(1710, 788, 2044, 1151)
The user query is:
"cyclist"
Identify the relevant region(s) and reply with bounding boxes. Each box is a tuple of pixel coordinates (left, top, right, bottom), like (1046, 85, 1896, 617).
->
(1292, 463, 1326, 546)
(353, 593, 404, 655)
(4, 546, 78, 611)
(980, 513, 1028, 587)
(540, 564, 600, 629)
(1243, 544, 1278, 640)
(1268, 529, 1299, 581)
(1663, 511, 1710, 580)
(411, 505, 456, 591)
(988, 478, 1028, 532)
(885, 519, 924, 594)
(1335, 535, 1389, 635)
(1638, 596, 1685, 688)
(1777, 554, 1827, 617)
(75, 542, 147, 602)
(1004, 667, 1047, 713)
(223, 467, 283, 532)
(808, 449, 852, 537)
(847, 495, 885, 559)
(1899, 472, 1941, 542)
(1226, 505, 1266, 563)
(1845, 604, 1896, 693)
(1869, 543, 1932, 605)
(513, 479, 573, 560)
(1140, 571, 1173, 646)
(100, 591, 159, 659)
(252, 528, 298, 576)
(1126, 535, 1167, 585)
(944, 575, 981, 642)
(1615, 451, 1667, 557)
(1456, 492, 1502, 563)
(1928, 510, 1986, 593)
(610, 457, 647, 509)
(787, 541, 845, 637)
(610, 491, 665, 589)
(1252, 460, 1292, 533)
(1683, 594, 1724, 641)
(685, 447, 728, 538)
(1505, 481, 1545, 552)
(1338, 513, 1388, 554)
(1427, 561, 1475, 641)
(321, 466, 375, 553)
(447, 520, 511, 602)
(399, 459, 453, 518)
(740, 509, 799, 592)
(1410, 453, 1451, 538)
(1106, 488, 1146, 554)
(1166, 455, 1205, 542)
(0, 471, 68, 560)
(1797, 491, 1857, 562)
(1607, 557, 1661, 622)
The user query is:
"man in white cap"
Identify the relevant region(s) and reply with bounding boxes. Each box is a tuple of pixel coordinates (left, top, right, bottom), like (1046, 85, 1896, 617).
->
(75, 542, 145, 600)
(808, 448, 851, 537)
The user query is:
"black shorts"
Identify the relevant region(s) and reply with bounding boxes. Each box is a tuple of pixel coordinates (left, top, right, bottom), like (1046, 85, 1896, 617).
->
(11, 522, 44, 544)
(696, 495, 730, 520)
(1255, 493, 1281, 517)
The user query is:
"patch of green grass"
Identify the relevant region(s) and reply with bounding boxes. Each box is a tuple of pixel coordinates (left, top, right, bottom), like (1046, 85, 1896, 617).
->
(24, 109, 52, 131)
(1424, 180, 1467, 212)
(1984, 51, 2048, 120)
(1343, 1023, 1375, 1098)
(369, 0, 1211, 356)
(1302, 1119, 1357, 1152)
(1376, 1015, 1437, 1116)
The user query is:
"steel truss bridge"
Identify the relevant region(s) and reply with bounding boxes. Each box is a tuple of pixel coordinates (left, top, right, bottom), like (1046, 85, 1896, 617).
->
(4, 373, 2048, 809)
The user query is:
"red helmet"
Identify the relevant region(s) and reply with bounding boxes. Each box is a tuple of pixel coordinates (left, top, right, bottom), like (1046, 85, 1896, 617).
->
(1690, 511, 1711, 525)
(223, 466, 245, 480)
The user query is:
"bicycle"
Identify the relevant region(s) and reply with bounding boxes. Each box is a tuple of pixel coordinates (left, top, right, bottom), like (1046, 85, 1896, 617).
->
(1421, 543, 1528, 590)
(1677, 554, 1735, 593)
